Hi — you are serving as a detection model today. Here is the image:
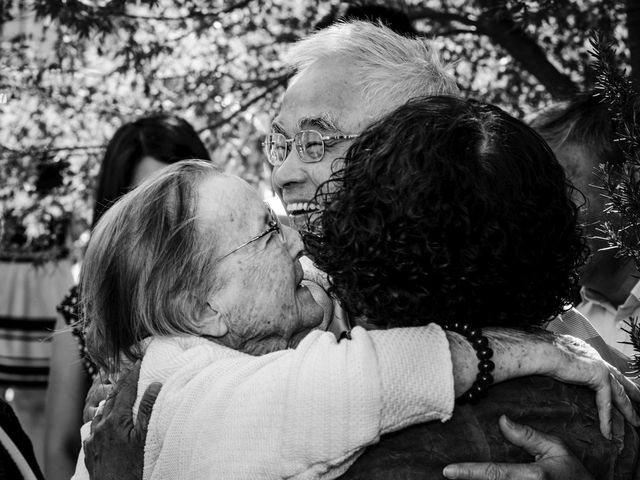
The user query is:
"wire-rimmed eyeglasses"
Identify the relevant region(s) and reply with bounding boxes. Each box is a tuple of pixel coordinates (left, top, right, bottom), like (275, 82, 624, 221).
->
(213, 203, 285, 263)
(262, 129, 359, 166)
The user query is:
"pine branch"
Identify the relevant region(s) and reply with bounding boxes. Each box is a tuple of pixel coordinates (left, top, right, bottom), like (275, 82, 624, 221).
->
(590, 32, 640, 268)
(590, 32, 640, 165)
(590, 32, 640, 366)
(621, 317, 640, 374)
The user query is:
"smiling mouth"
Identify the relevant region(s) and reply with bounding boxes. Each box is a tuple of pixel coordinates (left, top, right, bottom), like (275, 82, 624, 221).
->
(285, 202, 320, 216)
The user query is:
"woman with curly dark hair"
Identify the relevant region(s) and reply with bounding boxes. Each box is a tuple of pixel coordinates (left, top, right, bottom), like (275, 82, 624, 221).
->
(306, 95, 588, 331)
(305, 96, 639, 479)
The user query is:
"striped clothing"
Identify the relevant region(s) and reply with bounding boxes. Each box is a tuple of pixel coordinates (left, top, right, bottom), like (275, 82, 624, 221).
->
(547, 307, 633, 374)
(0, 260, 73, 387)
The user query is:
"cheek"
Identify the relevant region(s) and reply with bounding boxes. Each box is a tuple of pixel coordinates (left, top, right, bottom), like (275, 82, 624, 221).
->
(245, 259, 298, 326)
(310, 144, 351, 187)
(296, 286, 325, 330)
(309, 161, 338, 189)
(219, 251, 302, 343)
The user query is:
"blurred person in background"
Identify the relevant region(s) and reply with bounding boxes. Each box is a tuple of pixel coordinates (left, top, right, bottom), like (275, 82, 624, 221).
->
(44, 114, 210, 480)
(0, 152, 75, 470)
(532, 93, 637, 372)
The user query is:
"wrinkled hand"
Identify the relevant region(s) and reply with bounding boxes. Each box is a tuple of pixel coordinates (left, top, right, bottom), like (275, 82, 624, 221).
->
(545, 334, 640, 438)
(83, 374, 114, 423)
(443, 415, 595, 480)
(83, 362, 162, 480)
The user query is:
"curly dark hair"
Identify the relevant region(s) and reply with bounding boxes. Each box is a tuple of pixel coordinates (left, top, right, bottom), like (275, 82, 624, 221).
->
(304, 96, 589, 330)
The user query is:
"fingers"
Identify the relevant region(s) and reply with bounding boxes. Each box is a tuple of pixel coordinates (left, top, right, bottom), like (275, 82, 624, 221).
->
(609, 372, 640, 427)
(82, 438, 94, 473)
(497, 415, 566, 458)
(611, 367, 640, 403)
(133, 382, 162, 438)
(111, 360, 142, 414)
(89, 405, 102, 435)
(442, 417, 569, 479)
(83, 379, 112, 423)
(100, 384, 117, 419)
(594, 376, 613, 439)
(442, 462, 543, 480)
(84, 405, 99, 424)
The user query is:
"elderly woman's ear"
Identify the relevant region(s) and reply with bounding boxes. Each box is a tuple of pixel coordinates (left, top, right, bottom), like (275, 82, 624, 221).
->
(199, 303, 228, 339)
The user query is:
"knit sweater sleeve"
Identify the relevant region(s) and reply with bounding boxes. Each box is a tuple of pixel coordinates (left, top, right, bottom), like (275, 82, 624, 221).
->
(140, 329, 388, 479)
(134, 325, 454, 479)
(368, 325, 455, 433)
(277, 324, 454, 478)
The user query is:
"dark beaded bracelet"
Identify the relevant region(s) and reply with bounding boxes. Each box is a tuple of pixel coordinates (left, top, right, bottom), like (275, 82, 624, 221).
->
(443, 322, 494, 404)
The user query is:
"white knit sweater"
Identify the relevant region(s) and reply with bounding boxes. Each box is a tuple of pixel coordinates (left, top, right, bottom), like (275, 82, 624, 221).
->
(73, 324, 453, 480)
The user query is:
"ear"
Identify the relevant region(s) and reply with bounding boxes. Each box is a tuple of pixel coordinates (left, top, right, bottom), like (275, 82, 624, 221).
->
(199, 303, 228, 338)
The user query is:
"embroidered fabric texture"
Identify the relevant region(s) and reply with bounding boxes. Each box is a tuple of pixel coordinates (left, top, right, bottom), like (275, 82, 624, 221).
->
(57, 285, 98, 379)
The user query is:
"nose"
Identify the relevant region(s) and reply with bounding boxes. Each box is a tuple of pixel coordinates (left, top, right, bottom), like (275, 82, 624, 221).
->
(273, 145, 306, 190)
(281, 224, 305, 258)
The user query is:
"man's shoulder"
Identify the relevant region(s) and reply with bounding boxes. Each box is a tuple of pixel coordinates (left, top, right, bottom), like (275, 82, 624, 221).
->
(341, 377, 639, 480)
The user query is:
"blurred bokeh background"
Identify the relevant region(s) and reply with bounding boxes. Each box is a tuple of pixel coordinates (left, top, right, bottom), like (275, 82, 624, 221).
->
(0, 0, 638, 468)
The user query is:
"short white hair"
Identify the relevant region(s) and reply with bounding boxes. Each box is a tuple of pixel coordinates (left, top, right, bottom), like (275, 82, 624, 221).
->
(286, 20, 460, 119)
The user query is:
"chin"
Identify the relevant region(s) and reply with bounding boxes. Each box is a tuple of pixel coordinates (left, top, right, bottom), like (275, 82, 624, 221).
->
(290, 214, 310, 231)
(243, 338, 289, 356)
(287, 327, 314, 349)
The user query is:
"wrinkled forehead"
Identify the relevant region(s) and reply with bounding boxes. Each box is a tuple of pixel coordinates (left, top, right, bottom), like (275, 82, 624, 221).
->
(197, 174, 264, 240)
(273, 59, 371, 135)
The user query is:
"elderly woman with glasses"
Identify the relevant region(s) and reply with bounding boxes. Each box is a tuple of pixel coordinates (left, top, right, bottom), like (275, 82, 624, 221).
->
(72, 152, 637, 477)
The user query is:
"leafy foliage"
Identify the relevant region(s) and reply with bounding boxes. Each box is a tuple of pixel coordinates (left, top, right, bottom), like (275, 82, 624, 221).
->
(0, 0, 633, 260)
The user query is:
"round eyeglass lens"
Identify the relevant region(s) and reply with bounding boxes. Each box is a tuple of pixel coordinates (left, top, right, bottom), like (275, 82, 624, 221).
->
(299, 130, 324, 162)
(266, 133, 288, 165)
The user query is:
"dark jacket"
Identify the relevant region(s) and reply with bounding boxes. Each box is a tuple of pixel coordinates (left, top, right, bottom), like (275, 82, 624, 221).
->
(342, 376, 639, 480)
(0, 398, 44, 480)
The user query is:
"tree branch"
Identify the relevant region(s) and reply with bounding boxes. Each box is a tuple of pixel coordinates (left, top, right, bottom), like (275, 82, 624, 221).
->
(408, 6, 477, 27)
(409, 1, 579, 98)
(43, 145, 105, 152)
(197, 75, 288, 134)
(0, 144, 104, 156)
(118, 0, 254, 21)
(0, 143, 21, 154)
(429, 27, 477, 36)
(473, 0, 579, 98)
(626, 0, 640, 84)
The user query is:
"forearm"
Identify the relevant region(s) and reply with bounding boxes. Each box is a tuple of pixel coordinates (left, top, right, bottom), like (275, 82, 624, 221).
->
(138, 328, 454, 476)
(447, 328, 553, 397)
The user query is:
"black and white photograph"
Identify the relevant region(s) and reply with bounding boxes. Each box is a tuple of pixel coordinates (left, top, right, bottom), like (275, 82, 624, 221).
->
(1, 1, 640, 479)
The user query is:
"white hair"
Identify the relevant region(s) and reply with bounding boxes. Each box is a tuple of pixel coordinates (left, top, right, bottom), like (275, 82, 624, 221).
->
(285, 20, 460, 119)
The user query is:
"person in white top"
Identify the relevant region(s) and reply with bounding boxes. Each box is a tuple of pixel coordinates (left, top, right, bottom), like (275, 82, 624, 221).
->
(73, 160, 638, 480)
